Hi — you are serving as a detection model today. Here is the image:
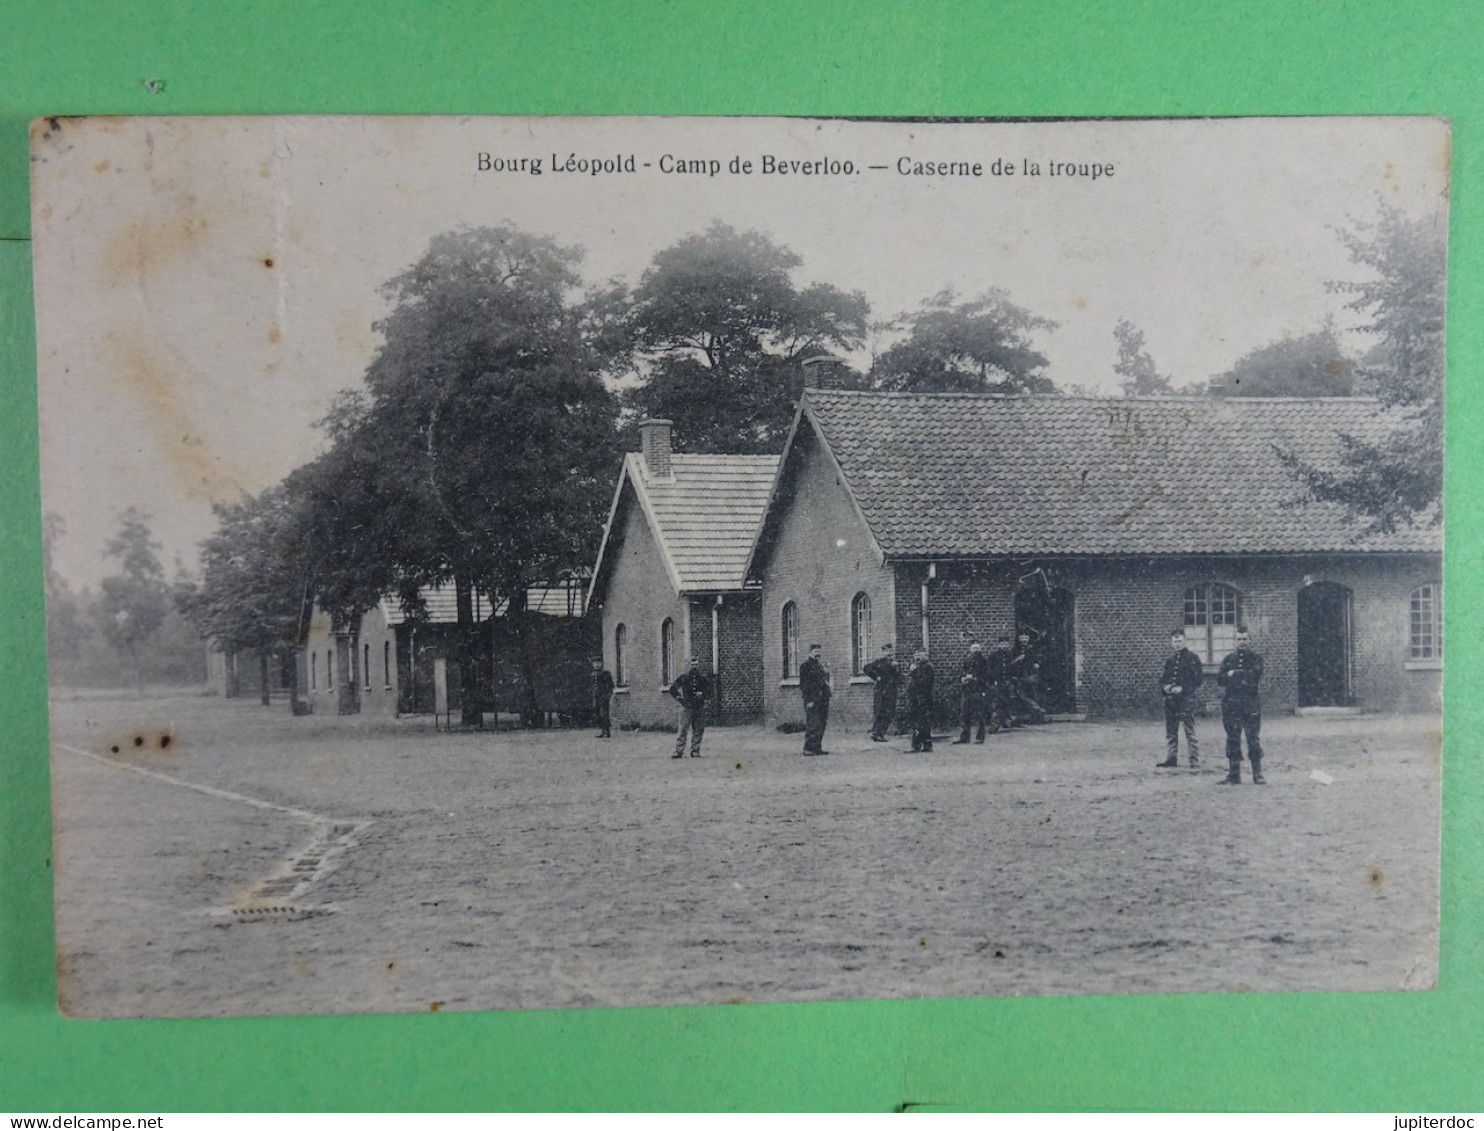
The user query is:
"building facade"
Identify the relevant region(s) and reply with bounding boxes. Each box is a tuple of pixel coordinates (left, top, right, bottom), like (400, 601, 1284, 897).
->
(587, 420, 778, 728)
(747, 389, 1442, 729)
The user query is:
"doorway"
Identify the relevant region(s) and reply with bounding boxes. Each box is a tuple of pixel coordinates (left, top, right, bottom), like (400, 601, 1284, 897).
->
(1014, 585, 1077, 714)
(1297, 581, 1353, 707)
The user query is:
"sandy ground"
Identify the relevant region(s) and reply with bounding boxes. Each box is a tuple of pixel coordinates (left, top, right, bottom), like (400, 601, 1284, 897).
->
(47, 695, 1439, 1017)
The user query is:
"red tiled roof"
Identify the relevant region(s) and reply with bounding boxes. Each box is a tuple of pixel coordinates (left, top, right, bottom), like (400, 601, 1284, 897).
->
(800, 389, 1440, 557)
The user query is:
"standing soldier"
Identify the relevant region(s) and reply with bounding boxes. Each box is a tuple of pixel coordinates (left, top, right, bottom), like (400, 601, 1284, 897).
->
(985, 635, 1014, 734)
(1008, 629, 1047, 725)
(862, 641, 901, 742)
(1156, 629, 1203, 769)
(953, 641, 991, 744)
(668, 656, 710, 759)
(1216, 625, 1264, 784)
(591, 656, 615, 739)
(798, 643, 833, 756)
(905, 649, 936, 752)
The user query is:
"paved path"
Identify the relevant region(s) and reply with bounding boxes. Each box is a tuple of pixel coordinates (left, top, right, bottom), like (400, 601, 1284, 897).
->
(47, 695, 1440, 1017)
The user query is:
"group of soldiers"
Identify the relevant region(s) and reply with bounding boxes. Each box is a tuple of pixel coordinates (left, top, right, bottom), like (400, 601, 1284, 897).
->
(586, 623, 1265, 784)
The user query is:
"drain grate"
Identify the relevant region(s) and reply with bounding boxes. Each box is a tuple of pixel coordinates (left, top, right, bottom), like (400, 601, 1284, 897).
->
(226, 904, 333, 923)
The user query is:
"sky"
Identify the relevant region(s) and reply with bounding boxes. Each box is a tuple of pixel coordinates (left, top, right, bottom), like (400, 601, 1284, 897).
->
(30, 115, 1450, 589)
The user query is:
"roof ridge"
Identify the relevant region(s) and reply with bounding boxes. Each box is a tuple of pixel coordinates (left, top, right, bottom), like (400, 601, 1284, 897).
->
(806, 388, 1382, 405)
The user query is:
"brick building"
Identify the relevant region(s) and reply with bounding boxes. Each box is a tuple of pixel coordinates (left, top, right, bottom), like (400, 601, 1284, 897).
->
(586, 420, 778, 728)
(745, 389, 1442, 729)
(299, 580, 593, 720)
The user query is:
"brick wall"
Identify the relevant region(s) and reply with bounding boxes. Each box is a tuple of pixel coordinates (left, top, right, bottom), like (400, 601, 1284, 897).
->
(759, 428, 897, 731)
(909, 553, 1441, 718)
(717, 595, 764, 722)
(598, 484, 694, 728)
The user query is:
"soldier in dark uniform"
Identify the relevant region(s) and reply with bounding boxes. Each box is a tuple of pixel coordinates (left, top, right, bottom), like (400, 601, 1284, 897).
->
(985, 635, 1014, 733)
(668, 656, 710, 759)
(1008, 629, 1047, 725)
(862, 641, 901, 742)
(1156, 629, 1203, 768)
(953, 641, 991, 744)
(1216, 625, 1264, 784)
(798, 643, 832, 755)
(905, 649, 935, 752)
(591, 657, 615, 738)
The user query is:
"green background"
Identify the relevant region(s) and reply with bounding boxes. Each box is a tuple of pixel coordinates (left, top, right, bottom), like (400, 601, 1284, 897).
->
(1, 1, 1479, 1112)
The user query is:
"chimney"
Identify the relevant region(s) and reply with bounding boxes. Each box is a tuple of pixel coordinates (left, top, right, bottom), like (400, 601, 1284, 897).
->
(801, 353, 844, 390)
(638, 418, 674, 478)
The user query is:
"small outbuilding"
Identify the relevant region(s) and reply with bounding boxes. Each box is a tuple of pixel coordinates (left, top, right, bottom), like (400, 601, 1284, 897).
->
(586, 419, 779, 728)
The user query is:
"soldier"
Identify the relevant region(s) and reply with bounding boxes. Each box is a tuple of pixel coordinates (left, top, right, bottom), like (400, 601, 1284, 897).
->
(1216, 625, 1264, 784)
(985, 635, 1014, 734)
(591, 656, 615, 739)
(861, 641, 902, 742)
(798, 643, 833, 756)
(905, 649, 935, 752)
(953, 641, 991, 744)
(1155, 629, 1203, 769)
(668, 656, 710, 759)
(1008, 629, 1047, 725)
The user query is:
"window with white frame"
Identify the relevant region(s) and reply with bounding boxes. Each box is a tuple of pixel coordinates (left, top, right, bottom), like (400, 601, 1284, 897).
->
(1183, 582, 1241, 664)
(660, 618, 676, 685)
(851, 592, 872, 675)
(781, 601, 800, 679)
(364, 643, 372, 691)
(383, 640, 392, 688)
(1410, 583, 1442, 661)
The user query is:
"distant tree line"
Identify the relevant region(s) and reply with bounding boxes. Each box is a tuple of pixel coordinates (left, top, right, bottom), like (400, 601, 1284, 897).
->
(160, 204, 1441, 709)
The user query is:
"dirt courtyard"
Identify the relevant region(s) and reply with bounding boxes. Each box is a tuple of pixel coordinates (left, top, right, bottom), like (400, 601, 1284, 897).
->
(46, 694, 1439, 1018)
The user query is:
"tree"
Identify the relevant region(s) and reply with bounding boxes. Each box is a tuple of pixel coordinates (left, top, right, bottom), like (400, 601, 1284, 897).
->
(624, 222, 870, 453)
(1281, 205, 1447, 532)
(1113, 319, 1175, 395)
(41, 512, 90, 670)
(96, 508, 170, 695)
(178, 486, 315, 708)
(313, 225, 619, 725)
(871, 288, 1057, 394)
(1209, 324, 1355, 398)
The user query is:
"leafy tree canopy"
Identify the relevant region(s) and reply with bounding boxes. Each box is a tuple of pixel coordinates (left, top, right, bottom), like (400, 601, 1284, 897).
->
(1281, 204, 1446, 532)
(1113, 319, 1175, 395)
(1209, 324, 1356, 398)
(96, 508, 170, 692)
(871, 288, 1057, 394)
(623, 222, 870, 453)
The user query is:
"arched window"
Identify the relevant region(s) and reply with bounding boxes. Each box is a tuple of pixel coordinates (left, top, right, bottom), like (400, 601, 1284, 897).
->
(383, 640, 392, 688)
(660, 618, 676, 685)
(614, 624, 628, 687)
(1183, 582, 1241, 664)
(851, 592, 872, 674)
(781, 601, 800, 679)
(1410, 583, 1442, 660)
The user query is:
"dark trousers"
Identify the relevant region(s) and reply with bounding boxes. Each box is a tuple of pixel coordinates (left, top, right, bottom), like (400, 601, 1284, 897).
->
(804, 699, 830, 752)
(871, 689, 897, 738)
(674, 706, 705, 756)
(959, 690, 986, 741)
(1164, 697, 1199, 763)
(595, 697, 611, 736)
(1222, 700, 1262, 762)
(909, 706, 933, 751)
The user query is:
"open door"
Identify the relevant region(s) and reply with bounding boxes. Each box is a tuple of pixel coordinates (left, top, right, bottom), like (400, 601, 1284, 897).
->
(1015, 585, 1077, 714)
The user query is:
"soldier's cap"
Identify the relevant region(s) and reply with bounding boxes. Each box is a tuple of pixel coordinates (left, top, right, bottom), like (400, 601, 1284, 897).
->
(1171, 628, 1186, 637)
(591, 656, 604, 663)
(882, 642, 894, 650)
(1236, 624, 1250, 635)
(997, 635, 1011, 643)
(809, 643, 822, 651)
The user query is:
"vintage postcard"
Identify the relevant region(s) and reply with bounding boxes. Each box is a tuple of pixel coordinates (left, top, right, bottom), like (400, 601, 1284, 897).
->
(30, 115, 1446, 1017)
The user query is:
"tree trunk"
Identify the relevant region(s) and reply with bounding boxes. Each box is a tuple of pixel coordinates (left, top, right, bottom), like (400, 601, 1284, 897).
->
(507, 588, 543, 728)
(283, 648, 307, 716)
(259, 650, 271, 706)
(455, 573, 484, 728)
